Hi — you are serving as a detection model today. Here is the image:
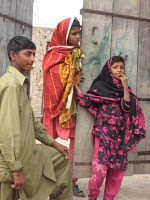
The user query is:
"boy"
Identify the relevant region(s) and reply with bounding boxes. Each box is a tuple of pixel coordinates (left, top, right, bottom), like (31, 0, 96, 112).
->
(0, 36, 73, 200)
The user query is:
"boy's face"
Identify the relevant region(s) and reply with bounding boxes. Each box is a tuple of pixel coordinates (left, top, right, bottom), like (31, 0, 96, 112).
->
(10, 49, 36, 73)
(110, 62, 125, 80)
(67, 26, 81, 46)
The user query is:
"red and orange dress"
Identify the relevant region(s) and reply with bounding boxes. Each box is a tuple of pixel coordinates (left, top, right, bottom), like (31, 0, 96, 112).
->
(42, 18, 83, 181)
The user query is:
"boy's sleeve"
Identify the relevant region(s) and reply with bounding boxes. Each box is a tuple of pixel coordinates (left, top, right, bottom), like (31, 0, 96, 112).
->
(0, 84, 22, 171)
(32, 110, 54, 145)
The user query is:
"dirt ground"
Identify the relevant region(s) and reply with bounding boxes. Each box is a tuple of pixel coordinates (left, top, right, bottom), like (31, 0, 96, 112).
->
(73, 175, 150, 200)
(48, 175, 150, 200)
(55, 138, 150, 200)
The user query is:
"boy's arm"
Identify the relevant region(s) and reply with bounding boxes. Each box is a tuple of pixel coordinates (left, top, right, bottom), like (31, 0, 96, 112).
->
(32, 109, 54, 145)
(33, 113, 69, 158)
(0, 84, 22, 171)
(33, 119, 54, 145)
(0, 84, 25, 190)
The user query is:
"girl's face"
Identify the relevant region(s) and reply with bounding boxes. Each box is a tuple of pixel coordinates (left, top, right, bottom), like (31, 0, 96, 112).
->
(67, 26, 81, 46)
(110, 62, 125, 80)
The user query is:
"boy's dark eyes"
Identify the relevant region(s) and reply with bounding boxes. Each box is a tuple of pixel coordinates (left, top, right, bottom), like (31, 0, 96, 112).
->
(25, 52, 35, 57)
(25, 53, 30, 56)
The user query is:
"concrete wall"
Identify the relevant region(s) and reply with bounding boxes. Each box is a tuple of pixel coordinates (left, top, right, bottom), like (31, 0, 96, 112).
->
(31, 26, 54, 118)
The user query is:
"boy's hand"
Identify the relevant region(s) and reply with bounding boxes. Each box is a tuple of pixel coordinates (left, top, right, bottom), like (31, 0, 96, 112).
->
(51, 141, 70, 159)
(119, 74, 128, 88)
(11, 169, 26, 190)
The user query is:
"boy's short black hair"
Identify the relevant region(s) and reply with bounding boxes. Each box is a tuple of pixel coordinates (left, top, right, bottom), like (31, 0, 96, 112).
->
(111, 56, 125, 66)
(7, 36, 36, 61)
(71, 18, 81, 29)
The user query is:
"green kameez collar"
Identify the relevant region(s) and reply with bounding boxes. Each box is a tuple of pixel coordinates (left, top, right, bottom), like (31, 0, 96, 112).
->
(7, 66, 29, 86)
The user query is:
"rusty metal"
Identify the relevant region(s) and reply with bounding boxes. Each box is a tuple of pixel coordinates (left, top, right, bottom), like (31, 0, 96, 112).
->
(129, 160, 150, 164)
(75, 162, 92, 166)
(75, 159, 150, 166)
(137, 151, 150, 156)
(0, 12, 32, 28)
(80, 9, 150, 23)
(138, 98, 150, 101)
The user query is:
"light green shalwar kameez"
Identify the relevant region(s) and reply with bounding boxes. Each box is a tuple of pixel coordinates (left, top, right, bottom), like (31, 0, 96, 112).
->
(0, 66, 73, 200)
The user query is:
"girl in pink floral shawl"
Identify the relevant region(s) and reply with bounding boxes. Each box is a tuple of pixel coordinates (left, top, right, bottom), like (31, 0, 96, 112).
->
(75, 56, 146, 200)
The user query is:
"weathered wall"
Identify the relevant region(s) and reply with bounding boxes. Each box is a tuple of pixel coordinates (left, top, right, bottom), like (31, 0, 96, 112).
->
(73, 0, 150, 177)
(30, 27, 54, 118)
(0, 0, 34, 76)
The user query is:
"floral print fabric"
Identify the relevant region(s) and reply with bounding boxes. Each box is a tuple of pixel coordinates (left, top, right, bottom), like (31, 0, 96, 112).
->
(78, 93, 145, 169)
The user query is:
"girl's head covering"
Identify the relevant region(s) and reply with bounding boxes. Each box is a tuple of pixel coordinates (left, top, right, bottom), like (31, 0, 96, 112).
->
(108, 56, 125, 88)
(43, 17, 82, 128)
(88, 56, 136, 118)
(88, 56, 125, 98)
(49, 17, 81, 48)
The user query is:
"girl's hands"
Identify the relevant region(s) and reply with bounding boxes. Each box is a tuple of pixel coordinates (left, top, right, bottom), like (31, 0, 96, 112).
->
(119, 74, 128, 88)
(74, 72, 84, 96)
(119, 74, 130, 102)
(76, 72, 84, 85)
(80, 72, 84, 83)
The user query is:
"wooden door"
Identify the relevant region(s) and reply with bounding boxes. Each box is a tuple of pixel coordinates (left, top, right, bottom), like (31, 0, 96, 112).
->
(0, 0, 33, 76)
(73, 0, 150, 178)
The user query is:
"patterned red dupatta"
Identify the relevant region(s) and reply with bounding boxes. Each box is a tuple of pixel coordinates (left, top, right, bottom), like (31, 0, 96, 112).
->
(42, 18, 82, 128)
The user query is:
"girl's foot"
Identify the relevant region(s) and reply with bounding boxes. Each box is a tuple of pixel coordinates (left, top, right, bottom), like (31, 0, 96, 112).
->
(72, 183, 86, 198)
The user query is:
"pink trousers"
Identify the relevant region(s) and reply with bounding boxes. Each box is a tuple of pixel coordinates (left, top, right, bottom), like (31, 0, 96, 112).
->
(88, 137, 126, 200)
